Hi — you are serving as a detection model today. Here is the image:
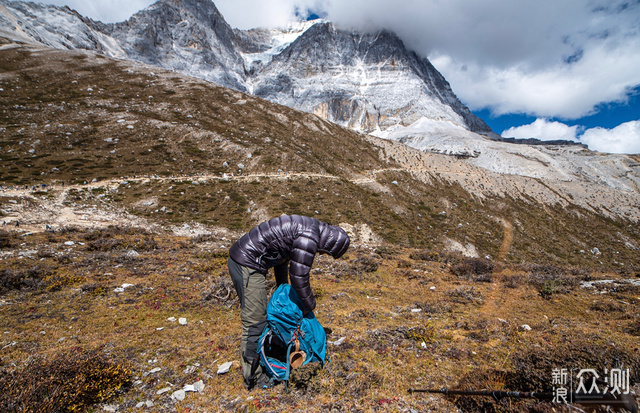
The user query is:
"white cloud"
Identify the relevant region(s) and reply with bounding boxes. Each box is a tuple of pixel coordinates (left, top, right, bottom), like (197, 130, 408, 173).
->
(215, 0, 312, 29)
(580, 121, 640, 154)
(24, 0, 155, 23)
(503, 119, 640, 154)
(431, 35, 640, 119)
(216, 0, 640, 122)
(502, 119, 579, 142)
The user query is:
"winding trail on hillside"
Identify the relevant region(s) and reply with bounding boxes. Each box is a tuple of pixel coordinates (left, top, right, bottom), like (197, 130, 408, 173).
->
(2, 168, 407, 197)
(0, 168, 405, 233)
(497, 219, 514, 261)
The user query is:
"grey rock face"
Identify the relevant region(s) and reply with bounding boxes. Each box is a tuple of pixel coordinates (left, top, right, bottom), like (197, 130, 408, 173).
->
(107, 0, 247, 90)
(242, 22, 491, 134)
(0, 0, 126, 57)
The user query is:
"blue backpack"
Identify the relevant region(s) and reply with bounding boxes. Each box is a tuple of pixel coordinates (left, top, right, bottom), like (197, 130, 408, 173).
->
(257, 284, 327, 384)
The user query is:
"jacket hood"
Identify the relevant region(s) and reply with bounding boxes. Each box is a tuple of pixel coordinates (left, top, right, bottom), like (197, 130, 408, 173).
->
(318, 222, 350, 258)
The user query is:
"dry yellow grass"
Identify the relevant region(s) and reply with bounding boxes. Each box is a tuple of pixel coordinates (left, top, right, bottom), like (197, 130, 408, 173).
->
(1, 229, 638, 411)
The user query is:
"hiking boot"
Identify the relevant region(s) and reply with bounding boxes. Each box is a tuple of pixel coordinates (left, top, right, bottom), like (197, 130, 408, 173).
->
(245, 373, 271, 391)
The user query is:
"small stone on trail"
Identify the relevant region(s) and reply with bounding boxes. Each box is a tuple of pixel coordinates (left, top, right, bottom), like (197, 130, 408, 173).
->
(172, 389, 186, 401)
(193, 380, 205, 392)
(157, 387, 171, 395)
(179, 317, 187, 325)
(113, 284, 134, 293)
(217, 361, 233, 375)
(520, 324, 532, 331)
(167, 317, 176, 322)
(183, 380, 205, 392)
(329, 337, 346, 346)
(498, 318, 508, 324)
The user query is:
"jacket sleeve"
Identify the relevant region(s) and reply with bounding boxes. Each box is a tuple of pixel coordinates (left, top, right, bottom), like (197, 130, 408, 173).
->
(289, 235, 318, 312)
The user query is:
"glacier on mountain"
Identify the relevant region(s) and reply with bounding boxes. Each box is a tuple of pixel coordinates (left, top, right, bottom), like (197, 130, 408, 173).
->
(374, 116, 640, 191)
(238, 20, 319, 72)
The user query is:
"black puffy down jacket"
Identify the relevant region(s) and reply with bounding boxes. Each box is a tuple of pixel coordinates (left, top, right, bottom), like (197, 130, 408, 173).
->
(229, 214, 350, 311)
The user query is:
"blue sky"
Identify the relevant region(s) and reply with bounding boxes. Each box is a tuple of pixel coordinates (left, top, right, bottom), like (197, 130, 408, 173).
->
(22, 0, 640, 154)
(475, 85, 640, 139)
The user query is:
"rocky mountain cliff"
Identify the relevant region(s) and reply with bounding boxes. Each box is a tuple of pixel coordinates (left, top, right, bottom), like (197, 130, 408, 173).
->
(106, 0, 247, 91)
(239, 21, 492, 136)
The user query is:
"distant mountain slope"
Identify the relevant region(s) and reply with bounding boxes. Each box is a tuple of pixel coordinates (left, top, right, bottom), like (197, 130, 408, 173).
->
(1, 0, 639, 262)
(1, 38, 639, 268)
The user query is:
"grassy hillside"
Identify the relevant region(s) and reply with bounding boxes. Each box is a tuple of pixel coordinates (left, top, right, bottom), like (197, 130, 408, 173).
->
(1, 39, 639, 268)
(0, 39, 382, 183)
(1, 38, 639, 411)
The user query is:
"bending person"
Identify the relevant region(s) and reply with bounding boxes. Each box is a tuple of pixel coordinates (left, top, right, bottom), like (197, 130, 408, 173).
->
(228, 214, 350, 389)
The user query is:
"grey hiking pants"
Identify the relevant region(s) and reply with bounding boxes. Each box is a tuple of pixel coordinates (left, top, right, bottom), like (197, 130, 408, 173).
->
(228, 257, 268, 389)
